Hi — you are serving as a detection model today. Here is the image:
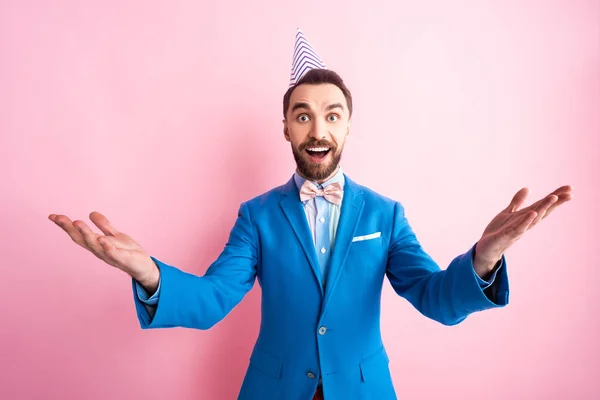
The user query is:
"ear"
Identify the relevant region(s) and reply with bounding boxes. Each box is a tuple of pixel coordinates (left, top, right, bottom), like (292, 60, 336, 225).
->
(346, 119, 351, 136)
(283, 119, 291, 142)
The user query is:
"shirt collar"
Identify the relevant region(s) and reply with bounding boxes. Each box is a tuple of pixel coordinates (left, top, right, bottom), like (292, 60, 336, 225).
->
(293, 165, 345, 194)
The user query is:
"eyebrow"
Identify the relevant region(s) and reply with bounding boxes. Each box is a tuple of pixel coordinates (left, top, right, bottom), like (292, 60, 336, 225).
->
(290, 102, 344, 113)
(291, 102, 310, 113)
(325, 103, 344, 112)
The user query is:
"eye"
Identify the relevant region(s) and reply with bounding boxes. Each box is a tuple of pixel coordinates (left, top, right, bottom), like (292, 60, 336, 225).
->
(297, 114, 310, 122)
(327, 114, 339, 122)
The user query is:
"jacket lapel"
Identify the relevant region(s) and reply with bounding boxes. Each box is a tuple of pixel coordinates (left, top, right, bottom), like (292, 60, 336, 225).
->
(279, 176, 324, 294)
(323, 175, 364, 308)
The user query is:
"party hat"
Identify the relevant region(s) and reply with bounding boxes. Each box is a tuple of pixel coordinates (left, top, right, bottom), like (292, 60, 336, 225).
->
(289, 28, 327, 87)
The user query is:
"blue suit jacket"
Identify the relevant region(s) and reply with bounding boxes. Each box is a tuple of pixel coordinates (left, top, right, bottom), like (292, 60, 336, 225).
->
(133, 174, 509, 400)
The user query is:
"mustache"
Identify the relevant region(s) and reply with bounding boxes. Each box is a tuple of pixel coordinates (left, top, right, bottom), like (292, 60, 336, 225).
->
(300, 140, 336, 151)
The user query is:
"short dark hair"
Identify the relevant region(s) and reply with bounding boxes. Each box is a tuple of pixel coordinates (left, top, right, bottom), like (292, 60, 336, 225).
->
(283, 69, 353, 118)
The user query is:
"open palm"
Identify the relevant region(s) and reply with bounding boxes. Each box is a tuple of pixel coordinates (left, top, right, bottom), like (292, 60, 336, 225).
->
(475, 185, 573, 268)
(48, 211, 157, 285)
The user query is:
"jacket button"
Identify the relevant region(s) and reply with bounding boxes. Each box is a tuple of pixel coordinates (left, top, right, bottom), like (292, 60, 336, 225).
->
(318, 326, 327, 335)
(307, 371, 316, 379)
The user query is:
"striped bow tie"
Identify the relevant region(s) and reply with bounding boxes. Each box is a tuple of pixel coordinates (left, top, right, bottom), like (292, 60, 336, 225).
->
(299, 181, 343, 205)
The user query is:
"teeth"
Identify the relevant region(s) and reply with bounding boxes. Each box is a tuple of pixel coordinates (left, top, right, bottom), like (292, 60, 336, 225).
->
(307, 147, 330, 152)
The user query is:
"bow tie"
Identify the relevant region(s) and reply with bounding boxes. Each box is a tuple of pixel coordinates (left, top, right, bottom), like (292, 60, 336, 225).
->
(299, 180, 343, 205)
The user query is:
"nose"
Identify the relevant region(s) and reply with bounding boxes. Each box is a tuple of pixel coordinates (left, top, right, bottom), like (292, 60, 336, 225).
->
(309, 118, 328, 140)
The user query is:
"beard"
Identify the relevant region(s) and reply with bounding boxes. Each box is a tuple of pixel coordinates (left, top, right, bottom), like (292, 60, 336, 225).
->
(291, 139, 343, 182)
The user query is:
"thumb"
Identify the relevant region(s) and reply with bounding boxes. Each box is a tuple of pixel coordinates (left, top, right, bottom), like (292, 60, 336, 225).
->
(507, 187, 529, 213)
(90, 211, 119, 236)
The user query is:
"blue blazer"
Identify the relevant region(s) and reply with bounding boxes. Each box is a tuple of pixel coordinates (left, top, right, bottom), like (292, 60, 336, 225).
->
(133, 174, 509, 400)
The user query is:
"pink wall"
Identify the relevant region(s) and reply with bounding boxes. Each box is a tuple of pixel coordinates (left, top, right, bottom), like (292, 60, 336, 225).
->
(1, 0, 598, 398)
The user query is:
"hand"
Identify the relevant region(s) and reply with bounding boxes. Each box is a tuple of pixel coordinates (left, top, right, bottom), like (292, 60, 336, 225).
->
(474, 185, 574, 277)
(48, 211, 160, 292)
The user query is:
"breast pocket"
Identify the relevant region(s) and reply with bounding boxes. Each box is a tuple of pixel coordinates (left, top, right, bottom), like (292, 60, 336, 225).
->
(346, 231, 386, 282)
(352, 231, 381, 242)
(349, 231, 384, 253)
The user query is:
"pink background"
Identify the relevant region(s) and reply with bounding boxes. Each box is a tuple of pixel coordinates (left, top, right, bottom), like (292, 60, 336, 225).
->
(1, 0, 598, 398)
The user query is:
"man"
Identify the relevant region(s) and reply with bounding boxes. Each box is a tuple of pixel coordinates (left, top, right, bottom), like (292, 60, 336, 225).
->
(49, 29, 572, 399)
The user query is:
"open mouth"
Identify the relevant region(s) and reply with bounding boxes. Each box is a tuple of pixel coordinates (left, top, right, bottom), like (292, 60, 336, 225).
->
(305, 147, 331, 162)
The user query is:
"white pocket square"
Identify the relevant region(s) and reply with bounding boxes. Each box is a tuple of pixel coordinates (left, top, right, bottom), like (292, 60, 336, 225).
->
(352, 232, 381, 242)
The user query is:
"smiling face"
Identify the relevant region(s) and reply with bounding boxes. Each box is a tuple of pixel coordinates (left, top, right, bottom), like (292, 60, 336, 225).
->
(283, 82, 351, 183)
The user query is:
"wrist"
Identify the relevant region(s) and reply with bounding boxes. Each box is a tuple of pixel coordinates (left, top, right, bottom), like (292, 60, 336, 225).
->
(473, 254, 501, 280)
(135, 259, 160, 293)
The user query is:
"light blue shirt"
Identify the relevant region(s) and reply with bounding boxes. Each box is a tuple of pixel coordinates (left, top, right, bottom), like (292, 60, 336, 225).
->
(135, 167, 500, 316)
(293, 166, 346, 287)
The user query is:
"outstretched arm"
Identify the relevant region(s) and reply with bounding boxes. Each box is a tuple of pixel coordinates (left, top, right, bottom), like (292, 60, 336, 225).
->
(386, 202, 509, 326)
(133, 202, 258, 330)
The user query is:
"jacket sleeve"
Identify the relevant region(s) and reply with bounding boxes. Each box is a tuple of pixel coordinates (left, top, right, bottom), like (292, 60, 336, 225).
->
(132, 202, 258, 330)
(133, 275, 161, 319)
(385, 202, 509, 326)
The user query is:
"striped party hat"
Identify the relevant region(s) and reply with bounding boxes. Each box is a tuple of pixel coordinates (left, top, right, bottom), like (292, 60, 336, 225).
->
(289, 28, 327, 87)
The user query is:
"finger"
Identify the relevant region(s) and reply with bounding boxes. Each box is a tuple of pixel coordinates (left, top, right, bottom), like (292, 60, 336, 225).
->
(550, 185, 573, 196)
(531, 186, 572, 212)
(514, 188, 569, 217)
(536, 186, 572, 209)
(50, 214, 86, 246)
(506, 188, 529, 213)
(528, 195, 558, 229)
(534, 194, 558, 213)
(89, 211, 119, 237)
(73, 220, 104, 255)
(542, 192, 574, 220)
